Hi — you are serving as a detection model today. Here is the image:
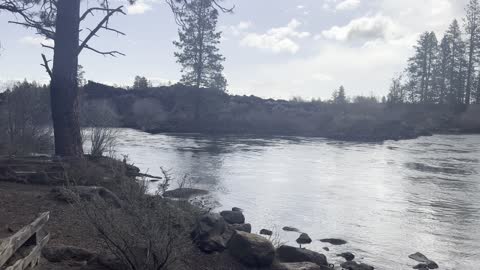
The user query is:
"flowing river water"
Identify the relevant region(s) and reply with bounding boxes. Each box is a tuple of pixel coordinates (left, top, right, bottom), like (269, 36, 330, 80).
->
(112, 128, 480, 269)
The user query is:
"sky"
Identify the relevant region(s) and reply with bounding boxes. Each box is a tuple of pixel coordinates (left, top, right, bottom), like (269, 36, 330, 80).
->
(0, 0, 470, 99)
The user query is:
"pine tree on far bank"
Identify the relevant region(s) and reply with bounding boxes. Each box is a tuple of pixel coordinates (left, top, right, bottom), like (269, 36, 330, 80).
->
(173, 0, 227, 91)
(464, 0, 480, 105)
(332, 86, 348, 104)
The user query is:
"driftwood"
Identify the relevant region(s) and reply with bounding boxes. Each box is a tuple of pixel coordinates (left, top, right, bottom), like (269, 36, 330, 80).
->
(0, 212, 50, 270)
(134, 172, 163, 180)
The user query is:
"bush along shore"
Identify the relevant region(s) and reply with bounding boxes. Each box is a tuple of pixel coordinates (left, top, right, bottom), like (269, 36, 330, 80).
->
(0, 155, 440, 270)
(2, 81, 480, 152)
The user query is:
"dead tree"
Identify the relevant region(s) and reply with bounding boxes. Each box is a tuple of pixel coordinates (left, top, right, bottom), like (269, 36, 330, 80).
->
(1, 0, 131, 157)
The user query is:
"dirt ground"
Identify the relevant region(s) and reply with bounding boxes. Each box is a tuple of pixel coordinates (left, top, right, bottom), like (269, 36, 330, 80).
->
(0, 181, 106, 269)
(0, 181, 264, 270)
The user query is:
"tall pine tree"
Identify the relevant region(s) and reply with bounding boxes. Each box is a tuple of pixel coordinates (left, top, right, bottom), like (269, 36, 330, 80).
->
(436, 35, 452, 104)
(406, 32, 438, 103)
(445, 19, 467, 104)
(173, 0, 227, 91)
(464, 0, 480, 105)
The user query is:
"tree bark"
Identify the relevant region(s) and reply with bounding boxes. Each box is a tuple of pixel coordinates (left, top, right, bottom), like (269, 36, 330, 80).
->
(50, 0, 84, 157)
(466, 33, 475, 105)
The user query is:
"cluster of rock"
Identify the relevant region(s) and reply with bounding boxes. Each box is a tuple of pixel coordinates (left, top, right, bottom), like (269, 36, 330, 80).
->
(191, 208, 377, 270)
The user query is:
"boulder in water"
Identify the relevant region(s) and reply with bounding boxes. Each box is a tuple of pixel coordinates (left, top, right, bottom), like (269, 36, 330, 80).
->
(277, 245, 328, 267)
(296, 233, 312, 247)
(191, 213, 233, 253)
(260, 229, 273, 236)
(228, 230, 275, 267)
(408, 252, 438, 269)
(220, 210, 245, 224)
(283, 226, 301, 232)
(340, 261, 374, 270)
(319, 238, 347, 245)
(337, 252, 355, 261)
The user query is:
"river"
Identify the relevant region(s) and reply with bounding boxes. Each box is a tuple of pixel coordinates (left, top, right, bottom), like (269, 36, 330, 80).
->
(112, 128, 480, 269)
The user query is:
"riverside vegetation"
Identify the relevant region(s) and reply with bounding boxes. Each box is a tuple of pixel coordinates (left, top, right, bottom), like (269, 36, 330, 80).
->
(1, 80, 480, 156)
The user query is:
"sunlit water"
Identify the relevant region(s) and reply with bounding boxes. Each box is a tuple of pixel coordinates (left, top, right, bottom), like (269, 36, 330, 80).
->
(112, 128, 480, 269)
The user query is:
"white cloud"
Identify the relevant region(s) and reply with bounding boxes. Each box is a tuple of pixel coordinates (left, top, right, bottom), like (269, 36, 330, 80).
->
(223, 21, 253, 36)
(127, 1, 152, 15)
(321, 14, 402, 43)
(336, 0, 361, 11)
(19, 36, 54, 47)
(240, 19, 310, 54)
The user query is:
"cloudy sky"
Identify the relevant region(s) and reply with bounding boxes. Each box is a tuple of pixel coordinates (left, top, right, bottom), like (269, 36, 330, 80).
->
(0, 0, 470, 99)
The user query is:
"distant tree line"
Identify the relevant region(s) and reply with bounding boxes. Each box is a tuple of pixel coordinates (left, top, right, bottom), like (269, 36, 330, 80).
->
(389, 0, 480, 106)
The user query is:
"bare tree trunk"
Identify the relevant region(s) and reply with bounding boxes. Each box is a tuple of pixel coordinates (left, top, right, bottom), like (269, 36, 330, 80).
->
(50, 0, 84, 157)
(466, 34, 475, 105)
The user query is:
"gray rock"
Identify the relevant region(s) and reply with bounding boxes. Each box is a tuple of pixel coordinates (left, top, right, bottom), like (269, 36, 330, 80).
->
(230, 223, 252, 233)
(191, 213, 233, 253)
(297, 233, 312, 246)
(277, 245, 328, 267)
(232, 207, 243, 212)
(220, 210, 245, 224)
(337, 252, 355, 261)
(319, 238, 347, 245)
(260, 229, 273, 236)
(228, 230, 275, 267)
(340, 261, 374, 270)
(322, 247, 329, 252)
(408, 252, 438, 269)
(283, 226, 301, 232)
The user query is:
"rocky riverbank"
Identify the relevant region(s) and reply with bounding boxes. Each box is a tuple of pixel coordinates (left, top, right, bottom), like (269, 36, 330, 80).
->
(0, 156, 440, 270)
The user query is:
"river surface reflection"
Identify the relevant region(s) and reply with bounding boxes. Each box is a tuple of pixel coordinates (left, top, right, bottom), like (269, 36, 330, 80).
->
(113, 129, 480, 269)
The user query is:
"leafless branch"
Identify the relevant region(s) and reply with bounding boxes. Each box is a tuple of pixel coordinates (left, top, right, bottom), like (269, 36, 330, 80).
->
(41, 53, 52, 78)
(84, 45, 125, 57)
(41, 43, 54, 50)
(78, 5, 126, 55)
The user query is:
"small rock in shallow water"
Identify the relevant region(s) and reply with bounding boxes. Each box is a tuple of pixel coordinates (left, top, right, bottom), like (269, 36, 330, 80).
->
(260, 229, 273, 236)
(337, 252, 355, 261)
(408, 252, 438, 269)
(322, 247, 329, 252)
(283, 226, 301, 232)
(232, 207, 243, 212)
(319, 238, 347, 245)
(297, 233, 312, 246)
